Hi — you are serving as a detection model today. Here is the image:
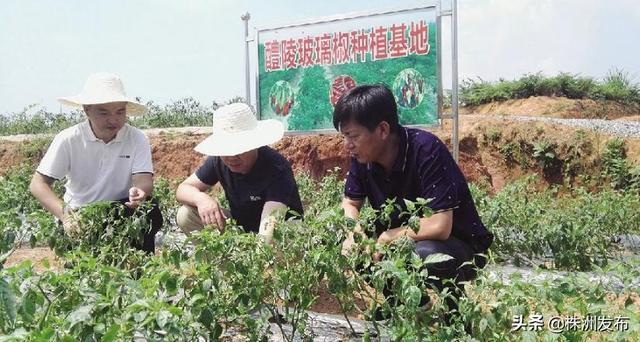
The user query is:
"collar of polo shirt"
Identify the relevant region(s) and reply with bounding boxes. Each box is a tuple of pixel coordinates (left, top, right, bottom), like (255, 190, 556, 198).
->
(366, 126, 409, 173)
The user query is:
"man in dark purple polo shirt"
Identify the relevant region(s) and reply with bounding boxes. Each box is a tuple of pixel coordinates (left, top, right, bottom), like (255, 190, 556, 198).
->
(334, 84, 493, 318)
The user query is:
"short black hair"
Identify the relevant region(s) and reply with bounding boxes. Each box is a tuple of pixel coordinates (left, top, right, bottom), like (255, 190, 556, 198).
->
(333, 84, 400, 133)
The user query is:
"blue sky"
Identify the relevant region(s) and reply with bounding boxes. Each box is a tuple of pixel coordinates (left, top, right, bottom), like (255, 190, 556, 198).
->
(1, 0, 638, 114)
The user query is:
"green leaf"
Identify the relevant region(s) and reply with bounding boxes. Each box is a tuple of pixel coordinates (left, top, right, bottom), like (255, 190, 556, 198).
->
(164, 276, 177, 295)
(21, 289, 38, 323)
(156, 310, 171, 329)
(422, 253, 454, 265)
(202, 279, 213, 292)
(102, 325, 120, 342)
(211, 322, 223, 339)
(199, 307, 214, 327)
(32, 327, 55, 342)
(67, 304, 93, 327)
(521, 331, 537, 342)
(0, 278, 16, 327)
(403, 199, 416, 212)
(401, 285, 422, 308)
(133, 310, 147, 323)
(479, 318, 488, 333)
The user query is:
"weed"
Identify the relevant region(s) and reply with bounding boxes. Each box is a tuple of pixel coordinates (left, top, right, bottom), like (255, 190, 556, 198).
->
(532, 140, 557, 170)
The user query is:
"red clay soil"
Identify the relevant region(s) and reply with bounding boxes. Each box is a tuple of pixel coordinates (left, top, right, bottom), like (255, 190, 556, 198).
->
(460, 96, 640, 120)
(149, 133, 351, 181)
(149, 133, 207, 180)
(273, 134, 350, 179)
(2, 96, 638, 187)
(4, 247, 62, 273)
(0, 141, 27, 175)
(148, 131, 490, 186)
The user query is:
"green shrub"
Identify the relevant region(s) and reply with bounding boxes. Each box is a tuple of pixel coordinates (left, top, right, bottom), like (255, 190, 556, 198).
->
(460, 69, 640, 106)
(601, 138, 639, 190)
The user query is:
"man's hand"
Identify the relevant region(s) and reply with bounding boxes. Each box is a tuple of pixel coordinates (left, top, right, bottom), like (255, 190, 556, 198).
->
(372, 251, 383, 263)
(376, 231, 393, 246)
(125, 186, 147, 209)
(341, 234, 356, 256)
(371, 231, 394, 263)
(196, 197, 226, 231)
(62, 208, 81, 237)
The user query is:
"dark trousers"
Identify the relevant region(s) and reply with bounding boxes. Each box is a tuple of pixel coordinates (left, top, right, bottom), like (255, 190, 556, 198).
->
(416, 236, 485, 288)
(114, 197, 163, 253)
(414, 236, 487, 319)
(368, 236, 487, 319)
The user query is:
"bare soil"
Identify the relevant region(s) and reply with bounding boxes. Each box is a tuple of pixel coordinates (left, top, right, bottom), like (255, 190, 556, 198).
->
(459, 96, 640, 120)
(5, 247, 62, 273)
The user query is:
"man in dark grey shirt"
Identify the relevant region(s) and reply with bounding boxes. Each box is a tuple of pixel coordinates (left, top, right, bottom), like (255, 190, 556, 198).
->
(176, 103, 303, 242)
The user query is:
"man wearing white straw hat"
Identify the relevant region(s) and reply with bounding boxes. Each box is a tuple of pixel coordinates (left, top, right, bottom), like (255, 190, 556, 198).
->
(176, 102, 303, 242)
(29, 72, 163, 252)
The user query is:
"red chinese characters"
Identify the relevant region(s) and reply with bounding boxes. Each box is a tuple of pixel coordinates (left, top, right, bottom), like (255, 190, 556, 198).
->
(350, 29, 369, 63)
(282, 39, 298, 70)
(297, 36, 316, 68)
(369, 26, 389, 61)
(389, 23, 408, 58)
(264, 40, 282, 72)
(410, 20, 430, 55)
(332, 31, 350, 65)
(262, 20, 431, 72)
(315, 34, 333, 65)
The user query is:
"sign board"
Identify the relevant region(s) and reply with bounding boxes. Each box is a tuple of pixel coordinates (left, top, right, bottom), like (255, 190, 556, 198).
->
(256, 6, 438, 131)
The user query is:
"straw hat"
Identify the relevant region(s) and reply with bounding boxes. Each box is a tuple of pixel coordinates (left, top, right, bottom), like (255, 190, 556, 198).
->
(194, 103, 284, 156)
(57, 72, 148, 116)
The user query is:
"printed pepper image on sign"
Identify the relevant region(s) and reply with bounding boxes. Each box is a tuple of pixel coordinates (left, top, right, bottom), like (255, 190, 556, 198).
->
(393, 68, 426, 109)
(269, 80, 295, 116)
(330, 75, 357, 106)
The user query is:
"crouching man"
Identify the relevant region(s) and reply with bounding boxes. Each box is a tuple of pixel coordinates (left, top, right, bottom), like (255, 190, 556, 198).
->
(334, 84, 493, 320)
(176, 103, 303, 242)
(30, 72, 163, 252)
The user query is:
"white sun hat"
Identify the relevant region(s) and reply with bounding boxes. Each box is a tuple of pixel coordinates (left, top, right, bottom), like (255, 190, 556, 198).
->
(194, 102, 284, 156)
(57, 72, 148, 116)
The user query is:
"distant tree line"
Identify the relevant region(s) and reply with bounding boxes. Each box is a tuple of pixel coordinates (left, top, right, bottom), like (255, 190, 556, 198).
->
(0, 97, 247, 136)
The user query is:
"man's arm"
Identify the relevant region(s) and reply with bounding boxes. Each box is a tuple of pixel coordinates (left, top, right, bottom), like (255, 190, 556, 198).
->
(257, 201, 288, 243)
(29, 172, 64, 220)
(342, 197, 363, 220)
(377, 210, 453, 245)
(176, 173, 226, 229)
(131, 173, 153, 195)
(176, 173, 212, 207)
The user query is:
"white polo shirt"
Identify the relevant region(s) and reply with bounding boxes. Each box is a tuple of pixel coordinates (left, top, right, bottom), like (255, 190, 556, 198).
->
(36, 121, 154, 208)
